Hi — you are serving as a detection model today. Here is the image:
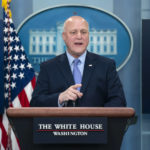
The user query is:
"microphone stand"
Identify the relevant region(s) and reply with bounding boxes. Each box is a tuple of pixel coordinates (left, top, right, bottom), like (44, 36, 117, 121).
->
(64, 100, 76, 107)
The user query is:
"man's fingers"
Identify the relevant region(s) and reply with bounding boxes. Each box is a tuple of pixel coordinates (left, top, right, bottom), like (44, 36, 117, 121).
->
(71, 84, 82, 89)
(69, 87, 83, 98)
(67, 91, 78, 100)
(70, 84, 83, 97)
(58, 84, 83, 104)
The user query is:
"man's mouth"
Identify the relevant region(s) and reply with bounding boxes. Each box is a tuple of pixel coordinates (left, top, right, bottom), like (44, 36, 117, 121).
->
(74, 42, 83, 45)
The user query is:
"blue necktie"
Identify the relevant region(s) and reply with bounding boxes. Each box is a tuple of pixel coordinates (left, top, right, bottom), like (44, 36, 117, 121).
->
(73, 59, 82, 91)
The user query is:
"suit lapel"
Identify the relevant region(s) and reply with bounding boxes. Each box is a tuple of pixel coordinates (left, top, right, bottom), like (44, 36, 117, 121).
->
(81, 52, 96, 93)
(57, 53, 74, 86)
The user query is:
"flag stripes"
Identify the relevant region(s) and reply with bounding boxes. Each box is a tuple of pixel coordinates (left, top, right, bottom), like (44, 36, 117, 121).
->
(0, 78, 35, 150)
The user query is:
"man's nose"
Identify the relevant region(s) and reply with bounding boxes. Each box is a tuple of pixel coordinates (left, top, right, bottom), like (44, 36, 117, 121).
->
(76, 32, 82, 39)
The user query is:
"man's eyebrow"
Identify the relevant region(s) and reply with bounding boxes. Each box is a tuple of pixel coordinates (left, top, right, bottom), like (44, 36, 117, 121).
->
(81, 29, 88, 30)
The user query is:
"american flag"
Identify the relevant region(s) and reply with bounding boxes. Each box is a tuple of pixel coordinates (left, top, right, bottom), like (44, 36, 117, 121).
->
(0, 0, 36, 149)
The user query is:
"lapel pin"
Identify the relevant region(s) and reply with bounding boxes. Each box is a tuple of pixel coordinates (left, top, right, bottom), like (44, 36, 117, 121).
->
(88, 64, 93, 67)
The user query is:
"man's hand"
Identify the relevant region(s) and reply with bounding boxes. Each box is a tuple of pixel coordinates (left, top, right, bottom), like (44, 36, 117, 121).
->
(58, 84, 83, 104)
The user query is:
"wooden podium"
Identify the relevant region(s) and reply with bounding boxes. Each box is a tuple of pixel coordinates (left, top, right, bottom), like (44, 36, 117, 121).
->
(7, 107, 135, 150)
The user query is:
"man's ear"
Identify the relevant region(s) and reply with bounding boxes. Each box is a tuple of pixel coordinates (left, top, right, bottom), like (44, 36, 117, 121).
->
(62, 32, 66, 41)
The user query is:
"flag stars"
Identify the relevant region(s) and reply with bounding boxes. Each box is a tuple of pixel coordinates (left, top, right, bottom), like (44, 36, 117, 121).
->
(18, 72, 24, 79)
(8, 46, 13, 53)
(20, 46, 24, 51)
(15, 36, 19, 42)
(4, 18, 9, 24)
(7, 55, 12, 61)
(14, 45, 19, 52)
(9, 27, 13, 33)
(12, 64, 18, 70)
(4, 37, 8, 43)
(19, 63, 25, 70)
(5, 64, 11, 71)
(4, 18, 13, 24)
(5, 83, 9, 90)
(9, 36, 14, 42)
(4, 46, 7, 52)
(4, 92, 8, 99)
(13, 29, 17, 34)
(5, 74, 10, 80)
(11, 73, 17, 80)
(4, 56, 7, 61)
(20, 54, 26, 61)
(11, 82, 16, 89)
(13, 54, 19, 61)
(27, 63, 32, 69)
(4, 27, 8, 33)
(3, 12, 35, 105)
(9, 18, 13, 23)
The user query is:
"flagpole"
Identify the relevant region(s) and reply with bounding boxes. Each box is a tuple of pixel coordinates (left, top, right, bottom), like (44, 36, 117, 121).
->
(6, 0, 12, 107)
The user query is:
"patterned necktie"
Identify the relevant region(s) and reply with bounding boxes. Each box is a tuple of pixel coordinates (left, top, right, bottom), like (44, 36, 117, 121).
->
(73, 59, 82, 91)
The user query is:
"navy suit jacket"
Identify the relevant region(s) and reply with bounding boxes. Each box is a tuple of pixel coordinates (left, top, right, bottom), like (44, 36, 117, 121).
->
(30, 51, 126, 107)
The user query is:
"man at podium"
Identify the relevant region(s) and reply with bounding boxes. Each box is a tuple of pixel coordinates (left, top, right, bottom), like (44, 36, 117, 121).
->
(30, 16, 126, 107)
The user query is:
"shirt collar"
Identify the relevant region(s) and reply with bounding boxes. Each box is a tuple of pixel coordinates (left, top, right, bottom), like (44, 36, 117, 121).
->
(66, 50, 87, 65)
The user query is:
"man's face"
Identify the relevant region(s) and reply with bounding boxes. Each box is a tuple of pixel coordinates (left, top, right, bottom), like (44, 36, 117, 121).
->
(62, 17, 89, 58)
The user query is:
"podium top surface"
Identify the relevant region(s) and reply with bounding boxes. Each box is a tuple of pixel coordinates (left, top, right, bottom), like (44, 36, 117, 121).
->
(6, 107, 135, 118)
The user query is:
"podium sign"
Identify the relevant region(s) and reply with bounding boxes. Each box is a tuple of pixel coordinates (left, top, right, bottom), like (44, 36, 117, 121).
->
(33, 117, 107, 144)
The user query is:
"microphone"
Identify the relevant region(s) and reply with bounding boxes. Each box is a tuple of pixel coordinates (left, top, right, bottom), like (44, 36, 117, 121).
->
(64, 101, 68, 107)
(64, 100, 76, 107)
(72, 101, 76, 107)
